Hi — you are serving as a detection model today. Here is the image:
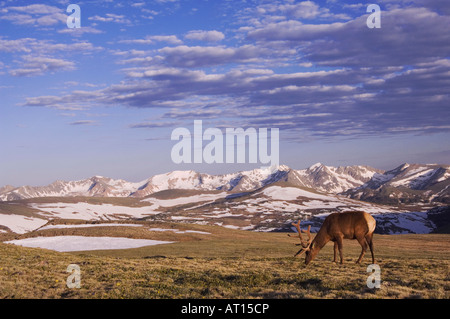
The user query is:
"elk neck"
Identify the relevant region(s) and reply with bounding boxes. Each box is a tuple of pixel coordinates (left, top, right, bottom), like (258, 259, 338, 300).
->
(311, 226, 331, 250)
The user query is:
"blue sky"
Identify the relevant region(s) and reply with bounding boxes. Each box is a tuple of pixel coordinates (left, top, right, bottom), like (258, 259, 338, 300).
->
(1, 0, 449, 186)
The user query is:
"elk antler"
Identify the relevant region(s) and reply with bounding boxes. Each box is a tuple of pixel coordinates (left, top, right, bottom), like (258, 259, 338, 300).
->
(302, 225, 312, 247)
(294, 246, 309, 257)
(288, 221, 313, 258)
(288, 220, 305, 246)
(288, 220, 311, 248)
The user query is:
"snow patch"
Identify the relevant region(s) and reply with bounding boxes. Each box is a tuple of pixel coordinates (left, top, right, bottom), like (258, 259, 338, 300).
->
(372, 211, 434, 234)
(262, 186, 333, 201)
(143, 192, 227, 207)
(5, 236, 174, 252)
(29, 202, 161, 220)
(38, 223, 143, 231)
(0, 214, 48, 234)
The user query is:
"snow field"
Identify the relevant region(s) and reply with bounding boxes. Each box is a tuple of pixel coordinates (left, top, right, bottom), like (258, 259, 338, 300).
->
(0, 214, 48, 234)
(5, 236, 174, 252)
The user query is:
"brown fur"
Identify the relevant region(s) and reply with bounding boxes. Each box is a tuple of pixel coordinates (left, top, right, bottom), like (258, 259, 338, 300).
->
(304, 211, 376, 265)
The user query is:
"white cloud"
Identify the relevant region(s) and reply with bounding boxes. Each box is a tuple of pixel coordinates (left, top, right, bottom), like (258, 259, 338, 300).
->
(119, 35, 182, 45)
(150, 35, 182, 44)
(0, 4, 66, 26)
(5, 4, 61, 15)
(88, 13, 131, 24)
(158, 44, 263, 67)
(0, 38, 98, 54)
(280, 1, 322, 19)
(185, 30, 225, 42)
(246, 0, 350, 26)
(9, 55, 75, 77)
(0, 37, 100, 76)
(69, 120, 97, 126)
(58, 26, 104, 36)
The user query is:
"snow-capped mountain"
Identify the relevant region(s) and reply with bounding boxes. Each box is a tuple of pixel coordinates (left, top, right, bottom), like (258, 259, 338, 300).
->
(0, 166, 292, 201)
(0, 176, 145, 201)
(0, 164, 375, 201)
(295, 163, 383, 194)
(1, 163, 448, 205)
(130, 166, 292, 197)
(344, 163, 450, 204)
(1, 164, 449, 236)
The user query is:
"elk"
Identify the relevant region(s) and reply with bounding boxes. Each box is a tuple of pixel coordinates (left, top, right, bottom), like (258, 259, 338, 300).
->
(288, 211, 376, 265)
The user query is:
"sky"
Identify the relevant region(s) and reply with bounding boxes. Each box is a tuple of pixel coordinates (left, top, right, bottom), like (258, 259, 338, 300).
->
(0, 0, 449, 186)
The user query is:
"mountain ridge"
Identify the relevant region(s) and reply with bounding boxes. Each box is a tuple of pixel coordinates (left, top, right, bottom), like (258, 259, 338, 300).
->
(0, 163, 374, 201)
(1, 163, 449, 205)
(343, 163, 450, 205)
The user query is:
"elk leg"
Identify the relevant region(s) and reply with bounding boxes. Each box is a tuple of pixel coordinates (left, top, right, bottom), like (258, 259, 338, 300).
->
(333, 241, 338, 263)
(356, 236, 368, 264)
(365, 233, 375, 264)
(336, 236, 344, 264)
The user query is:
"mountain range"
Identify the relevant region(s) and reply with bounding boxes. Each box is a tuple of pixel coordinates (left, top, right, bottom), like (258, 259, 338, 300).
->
(1, 163, 449, 205)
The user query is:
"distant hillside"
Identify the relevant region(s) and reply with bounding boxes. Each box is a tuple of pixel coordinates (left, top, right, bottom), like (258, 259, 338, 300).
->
(343, 163, 450, 205)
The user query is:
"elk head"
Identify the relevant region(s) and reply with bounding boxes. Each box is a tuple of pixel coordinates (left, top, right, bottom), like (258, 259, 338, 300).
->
(288, 220, 314, 265)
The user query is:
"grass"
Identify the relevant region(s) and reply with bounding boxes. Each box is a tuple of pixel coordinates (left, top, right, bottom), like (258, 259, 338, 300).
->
(0, 223, 449, 299)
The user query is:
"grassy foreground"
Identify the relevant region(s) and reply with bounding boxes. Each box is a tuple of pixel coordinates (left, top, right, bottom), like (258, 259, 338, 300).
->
(0, 226, 449, 299)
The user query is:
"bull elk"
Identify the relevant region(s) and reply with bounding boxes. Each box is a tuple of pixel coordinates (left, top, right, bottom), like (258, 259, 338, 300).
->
(288, 211, 376, 265)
